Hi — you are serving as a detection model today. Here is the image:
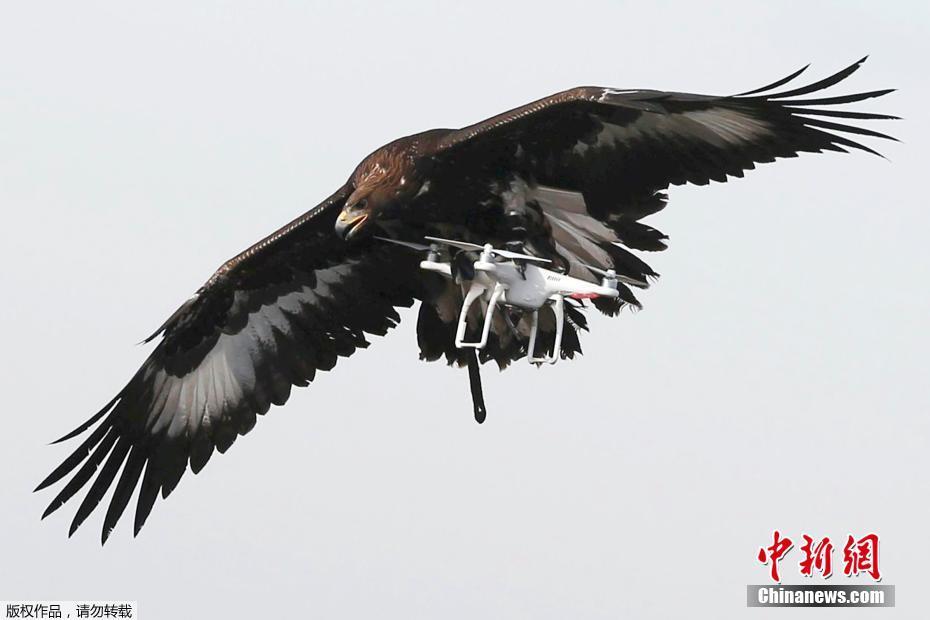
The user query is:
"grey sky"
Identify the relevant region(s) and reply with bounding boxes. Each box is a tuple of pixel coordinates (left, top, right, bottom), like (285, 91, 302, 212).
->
(1, 1, 927, 618)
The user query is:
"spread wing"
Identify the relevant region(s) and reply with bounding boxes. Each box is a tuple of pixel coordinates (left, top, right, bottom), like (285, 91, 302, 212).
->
(438, 57, 897, 187)
(36, 186, 423, 543)
(424, 57, 897, 308)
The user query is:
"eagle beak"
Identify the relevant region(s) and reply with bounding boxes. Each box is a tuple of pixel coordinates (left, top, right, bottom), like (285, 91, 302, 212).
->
(335, 208, 369, 241)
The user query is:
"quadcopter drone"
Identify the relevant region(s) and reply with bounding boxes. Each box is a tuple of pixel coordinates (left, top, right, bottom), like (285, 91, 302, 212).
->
(378, 235, 638, 421)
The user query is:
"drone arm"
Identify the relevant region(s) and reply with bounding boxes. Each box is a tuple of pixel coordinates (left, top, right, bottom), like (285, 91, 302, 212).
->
(420, 260, 452, 277)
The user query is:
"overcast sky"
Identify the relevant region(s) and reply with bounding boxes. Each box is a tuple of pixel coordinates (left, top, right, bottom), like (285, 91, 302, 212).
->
(1, 1, 927, 618)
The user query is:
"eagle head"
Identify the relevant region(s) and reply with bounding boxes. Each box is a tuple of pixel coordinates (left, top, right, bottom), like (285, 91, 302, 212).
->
(335, 144, 422, 241)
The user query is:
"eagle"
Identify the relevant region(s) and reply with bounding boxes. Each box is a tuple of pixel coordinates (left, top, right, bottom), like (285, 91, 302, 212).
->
(37, 58, 896, 543)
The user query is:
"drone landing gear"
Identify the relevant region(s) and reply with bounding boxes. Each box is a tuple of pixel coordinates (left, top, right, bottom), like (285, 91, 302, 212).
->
(455, 281, 505, 349)
(453, 281, 498, 424)
(527, 295, 564, 365)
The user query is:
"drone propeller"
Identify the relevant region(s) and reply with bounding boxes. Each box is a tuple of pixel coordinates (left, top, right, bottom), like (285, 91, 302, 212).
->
(422, 236, 482, 252)
(373, 236, 434, 252)
(579, 260, 650, 288)
(424, 236, 551, 263)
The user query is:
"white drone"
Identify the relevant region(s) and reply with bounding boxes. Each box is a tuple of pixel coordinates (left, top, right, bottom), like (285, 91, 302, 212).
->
(378, 235, 634, 365)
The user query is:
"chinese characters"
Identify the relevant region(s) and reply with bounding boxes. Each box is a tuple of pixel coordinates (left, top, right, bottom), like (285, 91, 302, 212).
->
(756, 531, 881, 582)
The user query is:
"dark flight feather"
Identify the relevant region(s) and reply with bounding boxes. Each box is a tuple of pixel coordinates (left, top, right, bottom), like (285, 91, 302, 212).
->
(760, 56, 868, 99)
(733, 64, 810, 96)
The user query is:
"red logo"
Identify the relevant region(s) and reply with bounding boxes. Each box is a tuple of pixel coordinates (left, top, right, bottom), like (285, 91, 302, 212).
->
(757, 531, 881, 582)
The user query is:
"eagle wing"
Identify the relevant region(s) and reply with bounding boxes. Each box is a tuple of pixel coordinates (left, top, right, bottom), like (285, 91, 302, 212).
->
(429, 58, 897, 292)
(38, 59, 899, 542)
(36, 186, 423, 543)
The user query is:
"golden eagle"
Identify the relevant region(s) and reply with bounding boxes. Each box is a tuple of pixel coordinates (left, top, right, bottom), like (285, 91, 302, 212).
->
(37, 58, 896, 543)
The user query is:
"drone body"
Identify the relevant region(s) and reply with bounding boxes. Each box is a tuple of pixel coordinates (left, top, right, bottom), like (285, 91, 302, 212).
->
(36, 59, 897, 543)
(384, 235, 621, 366)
